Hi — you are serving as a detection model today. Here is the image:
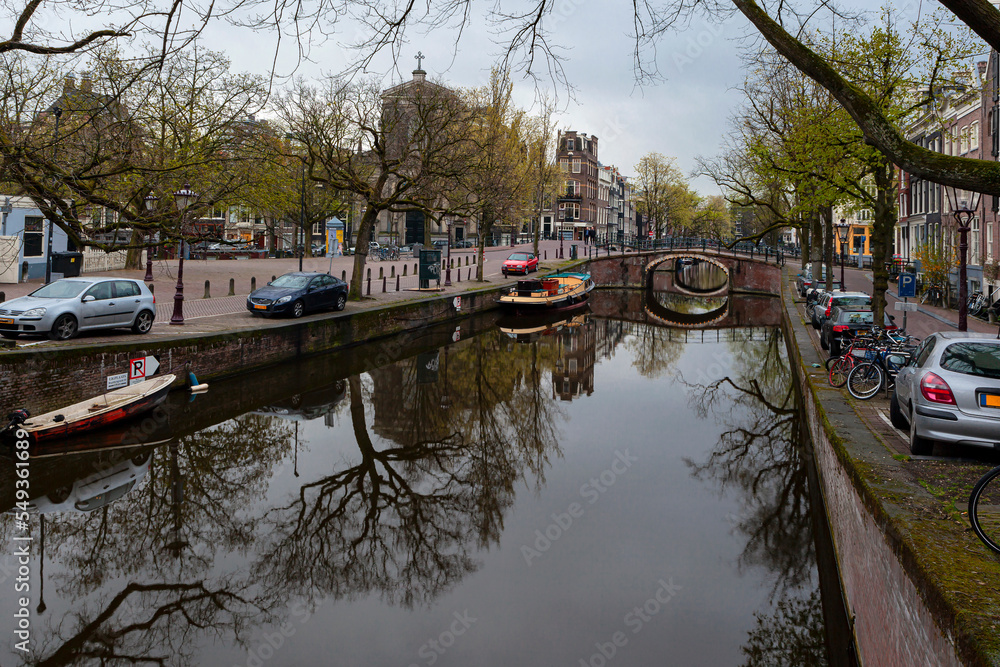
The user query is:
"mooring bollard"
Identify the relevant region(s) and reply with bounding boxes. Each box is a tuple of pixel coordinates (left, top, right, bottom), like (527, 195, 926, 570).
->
(228, 278, 235, 296)
(204, 280, 211, 299)
(382, 276, 386, 292)
(251, 277, 256, 291)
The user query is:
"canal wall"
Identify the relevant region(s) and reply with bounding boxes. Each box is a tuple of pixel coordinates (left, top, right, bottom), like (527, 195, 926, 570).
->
(0, 287, 507, 416)
(781, 269, 998, 666)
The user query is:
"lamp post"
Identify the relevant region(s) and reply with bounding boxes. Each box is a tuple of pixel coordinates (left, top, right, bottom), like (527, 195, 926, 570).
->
(170, 184, 197, 325)
(445, 218, 452, 287)
(144, 194, 158, 283)
(559, 216, 564, 258)
(944, 186, 982, 331)
(45, 107, 62, 285)
(298, 158, 305, 271)
(835, 219, 850, 289)
(0, 197, 11, 236)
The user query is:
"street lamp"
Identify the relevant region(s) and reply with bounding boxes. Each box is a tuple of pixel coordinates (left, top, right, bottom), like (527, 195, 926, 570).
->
(835, 219, 850, 289)
(170, 184, 197, 325)
(944, 186, 982, 331)
(559, 215, 565, 258)
(144, 194, 159, 283)
(445, 218, 452, 287)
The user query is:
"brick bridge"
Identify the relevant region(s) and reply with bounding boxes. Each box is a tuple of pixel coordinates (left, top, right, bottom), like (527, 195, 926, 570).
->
(581, 250, 782, 296)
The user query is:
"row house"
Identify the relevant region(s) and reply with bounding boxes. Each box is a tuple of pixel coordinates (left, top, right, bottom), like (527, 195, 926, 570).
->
(897, 63, 987, 297)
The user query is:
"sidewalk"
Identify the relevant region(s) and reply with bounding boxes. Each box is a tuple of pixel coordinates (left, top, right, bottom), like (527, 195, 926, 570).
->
(2, 240, 580, 349)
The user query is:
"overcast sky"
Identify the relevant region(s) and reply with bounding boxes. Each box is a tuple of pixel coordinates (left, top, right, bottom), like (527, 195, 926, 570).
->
(200, 3, 754, 195)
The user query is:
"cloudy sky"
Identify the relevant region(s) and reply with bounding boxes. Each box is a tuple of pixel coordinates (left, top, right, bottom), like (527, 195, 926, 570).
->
(200, 2, 754, 194)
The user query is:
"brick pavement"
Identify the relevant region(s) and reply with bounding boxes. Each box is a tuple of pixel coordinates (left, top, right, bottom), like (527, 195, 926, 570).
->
(1, 240, 584, 349)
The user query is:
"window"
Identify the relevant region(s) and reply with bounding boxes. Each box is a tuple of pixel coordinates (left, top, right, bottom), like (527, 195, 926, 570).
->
(559, 159, 569, 172)
(114, 280, 140, 297)
(572, 159, 581, 173)
(23, 217, 43, 257)
(971, 122, 980, 150)
(566, 180, 579, 196)
(940, 342, 1000, 379)
(84, 281, 114, 301)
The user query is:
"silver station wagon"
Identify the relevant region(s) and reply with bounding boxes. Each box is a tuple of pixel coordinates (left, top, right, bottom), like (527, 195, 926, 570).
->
(0, 277, 156, 341)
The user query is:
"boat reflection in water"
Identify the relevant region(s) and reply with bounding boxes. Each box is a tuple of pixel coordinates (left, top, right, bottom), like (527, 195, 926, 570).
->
(497, 308, 591, 343)
(252, 378, 347, 422)
(21, 450, 152, 514)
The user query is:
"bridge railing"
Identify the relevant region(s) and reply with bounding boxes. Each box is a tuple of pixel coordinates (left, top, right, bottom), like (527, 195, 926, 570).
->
(580, 235, 799, 266)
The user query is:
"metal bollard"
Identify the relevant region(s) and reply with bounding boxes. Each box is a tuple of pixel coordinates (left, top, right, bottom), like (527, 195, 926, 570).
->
(342, 270, 347, 281)
(382, 276, 386, 292)
(228, 278, 235, 296)
(251, 277, 256, 291)
(367, 276, 371, 295)
(396, 275, 400, 291)
(204, 280, 211, 299)
(544, 251, 547, 260)
(457, 267, 461, 282)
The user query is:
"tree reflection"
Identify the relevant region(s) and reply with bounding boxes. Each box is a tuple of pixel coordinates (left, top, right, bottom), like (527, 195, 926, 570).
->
(682, 328, 826, 664)
(253, 330, 566, 610)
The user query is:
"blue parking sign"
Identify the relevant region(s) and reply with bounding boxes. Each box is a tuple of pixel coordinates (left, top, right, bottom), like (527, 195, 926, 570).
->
(898, 273, 917, 299)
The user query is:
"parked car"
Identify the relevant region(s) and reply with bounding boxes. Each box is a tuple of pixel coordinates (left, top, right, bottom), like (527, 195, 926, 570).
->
(455, 239, 474, 249)
(0, 277, 156, 341)
(502, 252, 539, 275)
(432, 239, 449, 251)
(891, 332, 1000, 455)
(796, 266, 843, 295)
(820, 306, 895, 356)
(246, 272, 348, 318)
(811, 291, 871, 329)
(20, 453, 151, 513)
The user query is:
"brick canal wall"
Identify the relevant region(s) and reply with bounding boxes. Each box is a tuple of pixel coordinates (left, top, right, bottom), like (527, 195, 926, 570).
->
(0, 288, 505, 416)
(781, 273, 972, 666)
(580, 251, 781, 295)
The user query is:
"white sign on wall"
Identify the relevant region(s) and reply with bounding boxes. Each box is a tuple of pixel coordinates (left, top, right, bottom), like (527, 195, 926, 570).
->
(107, 373, 128, 390)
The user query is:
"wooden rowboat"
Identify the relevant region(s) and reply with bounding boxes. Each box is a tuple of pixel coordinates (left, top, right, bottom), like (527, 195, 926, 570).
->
(7, 374, 176, 444)
(499, 272, 595, 312)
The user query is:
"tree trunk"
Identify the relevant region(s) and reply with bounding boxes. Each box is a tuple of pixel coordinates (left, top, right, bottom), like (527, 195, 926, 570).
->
(348, 206, 379, 300)
(125, 228, 144, 270)
(801, 219, 811, 268)
(824, 206, 834, 292)
(870, 155, 897, 328)
(811, 212, 823, 278)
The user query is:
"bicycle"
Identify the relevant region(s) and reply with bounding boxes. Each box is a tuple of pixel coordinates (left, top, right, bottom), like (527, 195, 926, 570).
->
(845, 337, 915, 400)
(826, 328, 914, 388)
(969, 465, 1000, 554)
(921, 284, 943, 307)
(968, 291, 986, 318)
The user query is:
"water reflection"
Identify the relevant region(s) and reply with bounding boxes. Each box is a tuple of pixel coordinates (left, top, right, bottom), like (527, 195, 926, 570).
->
(0, 294, 840, 665)
(680, 328, 827, 665)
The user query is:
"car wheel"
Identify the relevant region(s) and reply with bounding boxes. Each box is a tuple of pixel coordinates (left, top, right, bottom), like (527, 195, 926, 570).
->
(909, 407, 933, 456)
(131, 310, 154, 334)
(292, 300, 305, 318)
(47, 485, 72, 504)
(889, 391, 908, 429)
(334, 294, 347, 311)
(131, 452, 152, 466)
(0, 331, 19, 339)
(48, 314, 78, 341)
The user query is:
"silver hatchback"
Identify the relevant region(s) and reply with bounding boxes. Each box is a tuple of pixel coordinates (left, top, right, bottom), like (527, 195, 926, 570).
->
(891, 332, 1000, 455)
(0, 277, 156, 341)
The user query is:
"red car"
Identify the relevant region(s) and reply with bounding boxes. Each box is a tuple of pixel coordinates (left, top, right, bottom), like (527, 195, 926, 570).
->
(502, 252, 538, 275)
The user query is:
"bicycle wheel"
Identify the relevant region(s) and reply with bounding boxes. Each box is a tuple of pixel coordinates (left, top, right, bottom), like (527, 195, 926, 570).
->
(969, 465, 1000, 554)
(847, 362, 884, 400)
(828, 356, 855, 388)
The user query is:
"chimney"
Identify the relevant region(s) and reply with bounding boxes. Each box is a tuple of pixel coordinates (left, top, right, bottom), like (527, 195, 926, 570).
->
(63, 72, 76, 93)
(80, 71, 92, 93)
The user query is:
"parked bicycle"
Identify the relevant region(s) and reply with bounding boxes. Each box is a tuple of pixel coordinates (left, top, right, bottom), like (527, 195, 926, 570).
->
(968, 290, 987, 318)
(845, 331, 918, 400)
(921, 283, 943, 307)
(969, 465, 1000, 554)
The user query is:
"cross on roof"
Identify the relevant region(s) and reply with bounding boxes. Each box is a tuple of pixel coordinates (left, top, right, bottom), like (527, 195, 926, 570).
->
(415, 51, 425, 70)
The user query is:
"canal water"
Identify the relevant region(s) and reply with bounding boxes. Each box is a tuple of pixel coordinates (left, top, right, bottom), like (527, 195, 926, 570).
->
(0, 288, 846, 666)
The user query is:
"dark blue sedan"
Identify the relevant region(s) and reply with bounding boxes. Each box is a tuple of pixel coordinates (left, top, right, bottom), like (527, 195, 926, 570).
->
(246, 272, 348, 318)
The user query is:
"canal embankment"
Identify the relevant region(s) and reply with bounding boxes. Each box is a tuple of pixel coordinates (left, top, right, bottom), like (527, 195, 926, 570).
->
(781, 266, 1000, 666)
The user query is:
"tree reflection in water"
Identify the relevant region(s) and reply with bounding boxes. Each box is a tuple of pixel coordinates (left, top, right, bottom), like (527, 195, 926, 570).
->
(681, 328, 827, 666)
(253, 330, 566, 610)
